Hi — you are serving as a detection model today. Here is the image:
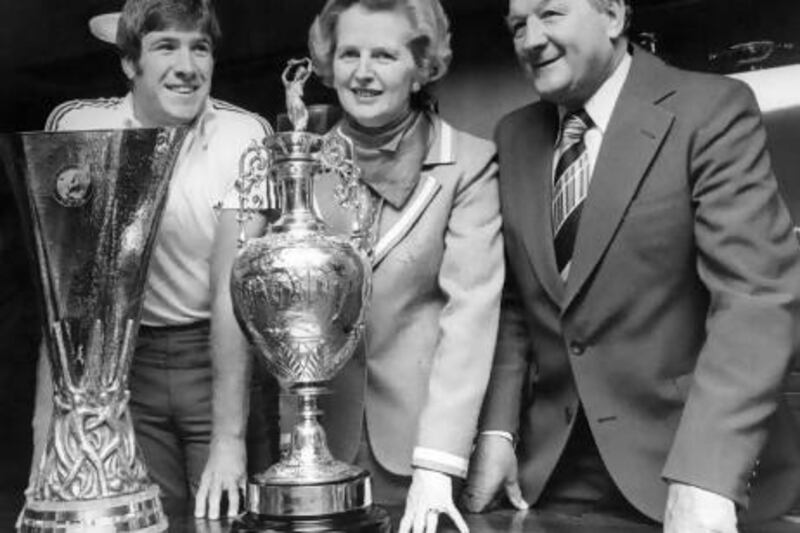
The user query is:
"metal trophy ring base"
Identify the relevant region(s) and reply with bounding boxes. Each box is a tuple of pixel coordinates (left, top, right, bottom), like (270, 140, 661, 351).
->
(246, 470, 373, 517)
(235, 470, 391, 532)
(18, 484, 167, 533)
(232, 505, 391, 533)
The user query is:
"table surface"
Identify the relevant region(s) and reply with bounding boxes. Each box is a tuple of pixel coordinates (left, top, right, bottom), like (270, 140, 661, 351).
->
(2, 494, 798, 532)
(164, 507, 800, 533)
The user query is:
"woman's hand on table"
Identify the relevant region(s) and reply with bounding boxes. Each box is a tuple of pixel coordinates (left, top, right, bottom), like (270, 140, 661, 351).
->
(398, 468, 469, 533)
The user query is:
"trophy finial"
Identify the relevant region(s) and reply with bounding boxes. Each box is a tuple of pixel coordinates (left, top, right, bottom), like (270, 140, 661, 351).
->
(282, 58, 313, 132)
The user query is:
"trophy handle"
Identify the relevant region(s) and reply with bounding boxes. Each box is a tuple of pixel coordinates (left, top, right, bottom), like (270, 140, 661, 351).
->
(319, 130, 376, 256)
(235, 139, 273, 246)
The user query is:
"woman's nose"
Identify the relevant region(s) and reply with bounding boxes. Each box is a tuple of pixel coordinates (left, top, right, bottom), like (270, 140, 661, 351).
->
(354, 55, 373, 80)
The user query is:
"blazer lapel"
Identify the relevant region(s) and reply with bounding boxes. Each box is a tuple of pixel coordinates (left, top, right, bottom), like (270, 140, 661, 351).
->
(372, 174, 440, 267)
(513, 104, 565, 305)
(371, 118, 452, 268)
(563, 50, 676, 310)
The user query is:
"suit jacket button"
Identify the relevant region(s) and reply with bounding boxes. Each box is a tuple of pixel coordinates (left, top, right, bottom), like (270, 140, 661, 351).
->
(570, 341, 585, 356)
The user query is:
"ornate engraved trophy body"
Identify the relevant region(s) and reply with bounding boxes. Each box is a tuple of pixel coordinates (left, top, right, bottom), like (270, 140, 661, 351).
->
(230, 59, 390, 532)
(0, 127, 186, 532)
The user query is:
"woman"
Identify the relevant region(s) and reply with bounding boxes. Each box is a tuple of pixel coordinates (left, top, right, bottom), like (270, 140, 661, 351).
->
(308, 1, 504, 531)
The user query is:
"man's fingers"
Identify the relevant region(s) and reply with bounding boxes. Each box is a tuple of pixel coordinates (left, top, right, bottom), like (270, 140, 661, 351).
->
(461, 481, 496, 513)
(194, 475, 210, 518)
(207, 482, 222, 520)
(398, 511, 412, 533)
(227, 482, 240, 518)
(505, 481, 529, 511)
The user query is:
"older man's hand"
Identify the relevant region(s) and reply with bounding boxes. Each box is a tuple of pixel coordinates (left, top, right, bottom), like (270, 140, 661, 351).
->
(194, 436, 246, 520)
(461, 434, 528, 513)
(664, 482, 738, 533)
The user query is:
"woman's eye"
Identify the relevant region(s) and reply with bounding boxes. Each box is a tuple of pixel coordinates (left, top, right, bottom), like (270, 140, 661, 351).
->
(374, 51, 396, 61)
(338, 49, 359, 60)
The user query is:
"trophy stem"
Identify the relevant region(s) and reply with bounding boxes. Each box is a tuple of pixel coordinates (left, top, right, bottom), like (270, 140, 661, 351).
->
(288, 385, 334, 468)
(242, 384, 380, 520)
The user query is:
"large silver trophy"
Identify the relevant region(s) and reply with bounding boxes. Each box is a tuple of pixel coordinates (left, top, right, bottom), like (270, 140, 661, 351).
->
(230, 59, 391, 532)
(0, 127, 186, 532)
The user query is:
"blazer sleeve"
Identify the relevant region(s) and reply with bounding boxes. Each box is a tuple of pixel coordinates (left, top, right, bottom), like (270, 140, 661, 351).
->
(478, 265, 533, 439)
(662, 80, 800, 507)
(477, 112, 535, 439)
(412, 134, 505, 478)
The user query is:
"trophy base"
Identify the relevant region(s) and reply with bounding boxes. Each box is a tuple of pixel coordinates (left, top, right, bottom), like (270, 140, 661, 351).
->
(247, 469, 374, 516)
(17, 485, 167, 533)
(231, 505, 392, 533)
(236, 469, 391, 532)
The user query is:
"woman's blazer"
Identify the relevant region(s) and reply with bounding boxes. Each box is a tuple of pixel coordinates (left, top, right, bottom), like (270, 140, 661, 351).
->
(317, 116, 504, 478)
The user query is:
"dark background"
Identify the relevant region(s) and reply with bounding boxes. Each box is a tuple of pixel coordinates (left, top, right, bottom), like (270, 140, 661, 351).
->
(1, 0, 799, 526)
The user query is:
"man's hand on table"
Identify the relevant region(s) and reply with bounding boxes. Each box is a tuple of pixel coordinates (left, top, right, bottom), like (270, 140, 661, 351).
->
(462, 433, 528, 513)
(398, 468, 469, 533)
(194, 435, 246, 519)
(664, 482, 738, 533)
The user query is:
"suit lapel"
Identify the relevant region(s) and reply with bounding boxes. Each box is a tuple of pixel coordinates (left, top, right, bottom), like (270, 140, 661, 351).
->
(371, 117, 452, 268)
(512, 104, 565, 305)
(563, 50, 676, 310)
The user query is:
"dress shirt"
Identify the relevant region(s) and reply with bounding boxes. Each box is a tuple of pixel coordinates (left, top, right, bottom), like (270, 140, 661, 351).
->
(553, 52, 633, 183)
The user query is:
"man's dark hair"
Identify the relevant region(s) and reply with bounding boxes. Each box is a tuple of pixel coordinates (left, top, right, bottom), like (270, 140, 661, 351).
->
(117, 0, 222, 61)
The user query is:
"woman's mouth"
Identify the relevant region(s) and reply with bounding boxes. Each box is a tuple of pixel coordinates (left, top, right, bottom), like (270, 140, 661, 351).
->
(351, 87, 382, 98)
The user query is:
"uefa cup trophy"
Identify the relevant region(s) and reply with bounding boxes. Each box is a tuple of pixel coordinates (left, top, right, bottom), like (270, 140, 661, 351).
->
(229, 59, 391, 532)
(0, 127, 186, 532)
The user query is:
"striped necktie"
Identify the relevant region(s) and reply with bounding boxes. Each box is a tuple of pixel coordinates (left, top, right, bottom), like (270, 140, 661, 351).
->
(552, 109, 593, 278)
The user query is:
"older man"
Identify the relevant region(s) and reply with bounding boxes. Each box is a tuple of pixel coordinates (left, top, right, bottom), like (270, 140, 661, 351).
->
(32, 0, 278, 520)
(464, 0, 800, 531)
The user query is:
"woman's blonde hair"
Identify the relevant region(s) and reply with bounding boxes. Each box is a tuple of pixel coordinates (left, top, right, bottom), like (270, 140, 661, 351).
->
(308, 0, 452, 91)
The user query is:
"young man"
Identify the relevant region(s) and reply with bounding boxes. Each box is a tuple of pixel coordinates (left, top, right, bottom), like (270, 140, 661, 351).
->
(33, 0, 278, 520)
(464, 0, 800, 531)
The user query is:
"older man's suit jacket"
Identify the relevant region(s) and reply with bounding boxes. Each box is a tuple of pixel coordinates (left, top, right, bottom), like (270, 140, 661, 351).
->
(480, 47, 800, 522)
(317, 116, 504, 478)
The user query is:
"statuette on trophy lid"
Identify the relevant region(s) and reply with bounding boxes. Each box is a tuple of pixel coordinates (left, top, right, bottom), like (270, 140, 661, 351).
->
(282, 57, 313, 132)
(229, 59, 390, 533)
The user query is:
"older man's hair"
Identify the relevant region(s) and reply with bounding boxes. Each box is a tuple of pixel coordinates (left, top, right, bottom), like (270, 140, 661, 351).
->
(117, 0, 222, 62)
(308, 0, 452, 89)
(590, 0, 633, 34)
